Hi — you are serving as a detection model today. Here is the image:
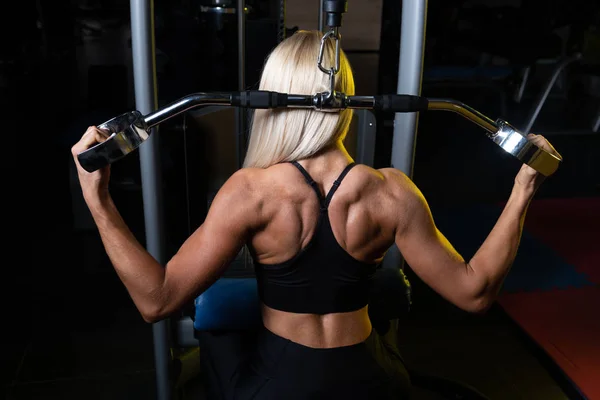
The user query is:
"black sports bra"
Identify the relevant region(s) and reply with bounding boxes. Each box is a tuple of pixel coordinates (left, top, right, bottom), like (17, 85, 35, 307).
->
(253, 161, 378, 314)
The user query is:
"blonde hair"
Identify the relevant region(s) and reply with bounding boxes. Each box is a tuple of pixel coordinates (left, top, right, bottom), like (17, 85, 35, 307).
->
(243, 30, 355, 168)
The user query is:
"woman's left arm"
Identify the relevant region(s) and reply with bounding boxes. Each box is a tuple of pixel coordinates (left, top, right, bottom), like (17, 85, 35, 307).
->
(72, 127, 261, 322)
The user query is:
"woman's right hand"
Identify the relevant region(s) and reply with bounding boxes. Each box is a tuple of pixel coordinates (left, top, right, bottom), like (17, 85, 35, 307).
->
(514, 134, 562, 193)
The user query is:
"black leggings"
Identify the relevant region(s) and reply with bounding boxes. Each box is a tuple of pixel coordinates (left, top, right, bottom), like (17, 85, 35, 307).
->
(197, 325, 412, 399)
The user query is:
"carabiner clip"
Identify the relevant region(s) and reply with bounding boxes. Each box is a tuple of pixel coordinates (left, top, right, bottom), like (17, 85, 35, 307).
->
(317, 29, 341, 75)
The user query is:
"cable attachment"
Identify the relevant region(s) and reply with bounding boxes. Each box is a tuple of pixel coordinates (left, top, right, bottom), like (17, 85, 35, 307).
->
(323, 0, 347, 29)
(317, 29, 341, 75)
(317, 28, 341, 105)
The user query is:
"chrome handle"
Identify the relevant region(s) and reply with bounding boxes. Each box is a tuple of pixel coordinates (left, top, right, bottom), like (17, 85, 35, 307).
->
(77, 94, 233, 172)
(77, 111, 148, 173)
(427, 99, 561, 176)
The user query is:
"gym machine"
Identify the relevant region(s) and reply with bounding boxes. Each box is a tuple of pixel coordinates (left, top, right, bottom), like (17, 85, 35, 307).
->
(79, 0, 561, 175)
(78, 88, 561, 176)
(77, 0, 561, 398)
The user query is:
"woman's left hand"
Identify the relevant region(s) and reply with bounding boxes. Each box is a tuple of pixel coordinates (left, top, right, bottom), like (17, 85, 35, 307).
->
(71, 126, 112, 206)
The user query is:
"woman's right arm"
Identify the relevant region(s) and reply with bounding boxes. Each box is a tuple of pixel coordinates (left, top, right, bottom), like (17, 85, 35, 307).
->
(391, 135, 560, 313)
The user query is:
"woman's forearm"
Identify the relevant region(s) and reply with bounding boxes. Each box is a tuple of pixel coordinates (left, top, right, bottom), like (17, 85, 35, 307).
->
(468, 182, 536, 304)
(87, 196, 166, 321)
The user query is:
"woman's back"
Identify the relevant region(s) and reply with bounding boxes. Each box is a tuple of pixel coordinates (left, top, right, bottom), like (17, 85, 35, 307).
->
(246, 147, 408, 348)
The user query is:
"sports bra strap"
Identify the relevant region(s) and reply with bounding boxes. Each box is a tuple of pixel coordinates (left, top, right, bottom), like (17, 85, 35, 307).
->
(290, 161, 357, 211)
(290, 161, 325, 205)
(324, 163, 356, 207)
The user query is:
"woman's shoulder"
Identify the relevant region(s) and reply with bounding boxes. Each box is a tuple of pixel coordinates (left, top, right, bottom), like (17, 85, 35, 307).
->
(357, 167, 424, 213)
(226, 164, 420, 204)
(375, 168, 429, 215)
(348, 166, 419, 198)
(223, 165, 296, 200)
(229, 164, 290, 187)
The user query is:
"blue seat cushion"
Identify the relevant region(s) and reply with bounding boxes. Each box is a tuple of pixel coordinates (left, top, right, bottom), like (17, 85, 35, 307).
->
(193, 278, 262, 331)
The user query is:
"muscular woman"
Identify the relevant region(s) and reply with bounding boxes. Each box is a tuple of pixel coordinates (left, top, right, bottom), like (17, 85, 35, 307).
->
(71, 30, 560, 399)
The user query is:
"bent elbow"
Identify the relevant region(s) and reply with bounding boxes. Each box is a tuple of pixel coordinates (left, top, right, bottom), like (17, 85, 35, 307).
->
(141, 312, 160, 324)
(139, 287, 171, 323)
(460, 268, 495, 314)
(464, 296, 494, 314)
(140, 305, 168, 324)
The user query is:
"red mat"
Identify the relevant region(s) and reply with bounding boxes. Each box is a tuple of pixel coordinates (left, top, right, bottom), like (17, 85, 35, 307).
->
(500, 287, 600, 399)
(520, 197, 600, 282)
(498, 197, 600, 399)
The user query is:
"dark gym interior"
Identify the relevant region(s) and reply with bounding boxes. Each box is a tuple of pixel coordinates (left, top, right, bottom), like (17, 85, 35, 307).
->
(3, 0, 599, 399)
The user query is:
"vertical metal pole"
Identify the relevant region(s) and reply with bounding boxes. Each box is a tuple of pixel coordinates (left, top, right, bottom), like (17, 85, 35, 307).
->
(383, 0, 428, 270)
(236, 0, 250, 267)
(319, 0, 325, 32)
(130, 1, 171, 399)
(236, 0, 247, 169)
(278, 0, 286, 42)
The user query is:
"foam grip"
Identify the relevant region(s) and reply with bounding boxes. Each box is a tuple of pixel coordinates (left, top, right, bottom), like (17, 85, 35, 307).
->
(232, 91, 289, 109)
(194, 278, 262, 331)
(374, 95, 429, 113)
